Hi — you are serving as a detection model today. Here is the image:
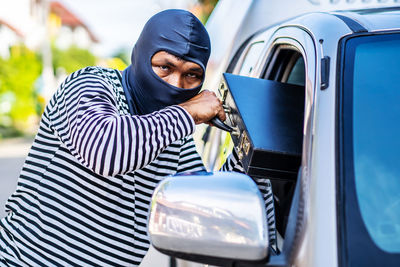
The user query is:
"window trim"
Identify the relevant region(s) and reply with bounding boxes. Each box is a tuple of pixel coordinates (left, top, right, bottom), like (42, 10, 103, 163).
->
(233, 39, 265, 75)
(258, 36, 312, 266)
(264, 31, 317, 266)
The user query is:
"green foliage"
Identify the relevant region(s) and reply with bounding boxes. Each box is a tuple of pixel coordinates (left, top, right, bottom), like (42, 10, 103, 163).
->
(0, 45, 42, 138)
(52, 45, 96, 74)
(105, 57, 127, 71)
(197, 0, 219, 23)
(112, 49, 130, 65)
(0, 45, 96, 139)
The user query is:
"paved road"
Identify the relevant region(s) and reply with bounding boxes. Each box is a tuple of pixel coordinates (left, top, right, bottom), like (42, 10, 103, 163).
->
(0, 137, 175, 266)
(0, 137, 32, 218)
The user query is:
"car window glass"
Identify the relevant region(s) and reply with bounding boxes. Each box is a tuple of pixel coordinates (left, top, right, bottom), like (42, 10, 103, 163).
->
(350, 35, 400, 253)
(286, 56, 305, 86)
(264, 48, 305, 86)
(238, 41, 264, 76)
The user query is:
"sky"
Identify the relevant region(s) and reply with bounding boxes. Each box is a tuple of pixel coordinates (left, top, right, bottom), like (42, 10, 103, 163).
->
(59, 0, 197, 57)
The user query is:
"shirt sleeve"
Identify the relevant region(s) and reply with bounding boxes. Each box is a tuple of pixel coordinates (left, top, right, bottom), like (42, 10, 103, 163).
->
(47, 70, 195, 177)
(220, 148, 245, 172)
(177, 136, 206, 173)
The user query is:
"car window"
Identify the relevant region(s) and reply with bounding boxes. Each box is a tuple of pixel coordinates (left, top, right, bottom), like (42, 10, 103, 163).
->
(339, 32, 400, 266)
(264, 47, 305, 86)
(238, 41, 264, 76)
(346, 33, 400, 253)
(286, 56, 305, 86)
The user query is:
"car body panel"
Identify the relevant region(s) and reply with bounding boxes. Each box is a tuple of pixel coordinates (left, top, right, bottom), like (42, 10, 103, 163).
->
(165, 4, 400, 267)
(224, 8, 400, 266)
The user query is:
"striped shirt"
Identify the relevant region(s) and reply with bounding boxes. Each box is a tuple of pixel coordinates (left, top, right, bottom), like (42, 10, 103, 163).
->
(0, 67, 275, 266)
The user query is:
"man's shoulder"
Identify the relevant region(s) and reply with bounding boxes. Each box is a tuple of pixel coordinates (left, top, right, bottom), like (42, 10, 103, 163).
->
(56, 66, 121, 97)
(59, 66, 122, 91)
(70, 66, 120, 81)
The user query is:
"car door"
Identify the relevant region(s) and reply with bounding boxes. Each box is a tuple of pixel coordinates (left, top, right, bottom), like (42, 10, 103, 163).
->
(200, 24, 324, 267)
(230, 26, 321, 266)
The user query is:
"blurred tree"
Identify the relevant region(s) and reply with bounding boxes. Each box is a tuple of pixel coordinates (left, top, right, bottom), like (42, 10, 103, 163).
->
(52, 45, 96, 74)
(112, 49, 130, 65)
(104, 57, 127, 71)
(194, 0, 219, 23)
(0, 45, 42, 138)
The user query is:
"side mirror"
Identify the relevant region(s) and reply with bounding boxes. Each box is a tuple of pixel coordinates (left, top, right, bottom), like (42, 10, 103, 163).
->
(148, 171, 269, 265)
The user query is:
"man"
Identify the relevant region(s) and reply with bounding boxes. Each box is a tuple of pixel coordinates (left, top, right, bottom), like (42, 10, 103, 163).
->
(0, 9, 275, 266)
(0, 9, 246, 266)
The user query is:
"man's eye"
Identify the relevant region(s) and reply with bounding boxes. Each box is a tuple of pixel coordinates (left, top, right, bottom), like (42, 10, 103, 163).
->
(159, 65, 169, 71)
(186, 73, 200, 79)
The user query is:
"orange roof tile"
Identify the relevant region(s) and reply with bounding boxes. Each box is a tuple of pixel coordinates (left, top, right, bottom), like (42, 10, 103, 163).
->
(0, 19, 24, 37)
(50, 1, 99, 43)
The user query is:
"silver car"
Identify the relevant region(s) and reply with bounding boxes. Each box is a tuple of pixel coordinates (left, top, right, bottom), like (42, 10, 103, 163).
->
(148, 6, 400, 267)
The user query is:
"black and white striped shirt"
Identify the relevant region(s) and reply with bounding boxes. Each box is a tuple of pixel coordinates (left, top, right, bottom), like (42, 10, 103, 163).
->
(0, 67, 274, 266)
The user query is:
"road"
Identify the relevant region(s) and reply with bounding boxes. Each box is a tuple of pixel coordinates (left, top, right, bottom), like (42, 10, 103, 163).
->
(0, 137, 175, 266)
(0, 137, 31, 218)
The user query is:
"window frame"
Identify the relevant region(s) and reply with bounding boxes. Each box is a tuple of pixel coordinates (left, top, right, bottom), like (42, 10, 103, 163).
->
(232, 34, 267, 76)
(236, 40, 266, 76)
(251, 31, 316, 266)
(227, 27, 317, 267)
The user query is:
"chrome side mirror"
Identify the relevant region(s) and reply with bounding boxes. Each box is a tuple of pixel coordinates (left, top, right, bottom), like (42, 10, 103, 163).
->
(148, 172, 269, 264)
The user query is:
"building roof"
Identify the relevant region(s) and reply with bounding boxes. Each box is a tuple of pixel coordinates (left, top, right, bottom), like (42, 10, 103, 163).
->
(50, 1, 99, 43)
(0, 18, 24, 37)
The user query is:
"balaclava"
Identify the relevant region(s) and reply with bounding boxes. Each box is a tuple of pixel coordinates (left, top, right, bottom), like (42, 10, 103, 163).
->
(121, 9, 211, 115)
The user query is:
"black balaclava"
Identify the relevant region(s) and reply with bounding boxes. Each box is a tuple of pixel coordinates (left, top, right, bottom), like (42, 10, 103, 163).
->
(121, 9, 211, 115)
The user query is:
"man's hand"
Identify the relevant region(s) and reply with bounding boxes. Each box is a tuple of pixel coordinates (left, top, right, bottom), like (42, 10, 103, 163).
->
(179, 90, 226, 125)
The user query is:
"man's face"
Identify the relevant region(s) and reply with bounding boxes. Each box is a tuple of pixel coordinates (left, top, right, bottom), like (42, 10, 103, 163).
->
(151, 51, 204, 89)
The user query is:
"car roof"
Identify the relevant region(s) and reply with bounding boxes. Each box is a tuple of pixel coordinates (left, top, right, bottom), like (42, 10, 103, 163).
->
(333, 7, 400, 32)
(204, 4, 400, 93)
(239, 7, 400, 59)
(258, 7, 400, 51)
(287, 7, 400, 34)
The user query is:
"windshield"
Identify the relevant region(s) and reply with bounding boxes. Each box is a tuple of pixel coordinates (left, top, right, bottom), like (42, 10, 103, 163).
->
(352, 34, 400, 253)
(340, 32, 400, 266)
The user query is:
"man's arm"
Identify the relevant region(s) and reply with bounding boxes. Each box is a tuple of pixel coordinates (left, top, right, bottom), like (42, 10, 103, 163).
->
(48, 70, 195, 177)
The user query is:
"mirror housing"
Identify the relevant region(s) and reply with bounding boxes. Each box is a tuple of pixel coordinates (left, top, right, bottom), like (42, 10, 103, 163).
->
(148, 171, 269, 265)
